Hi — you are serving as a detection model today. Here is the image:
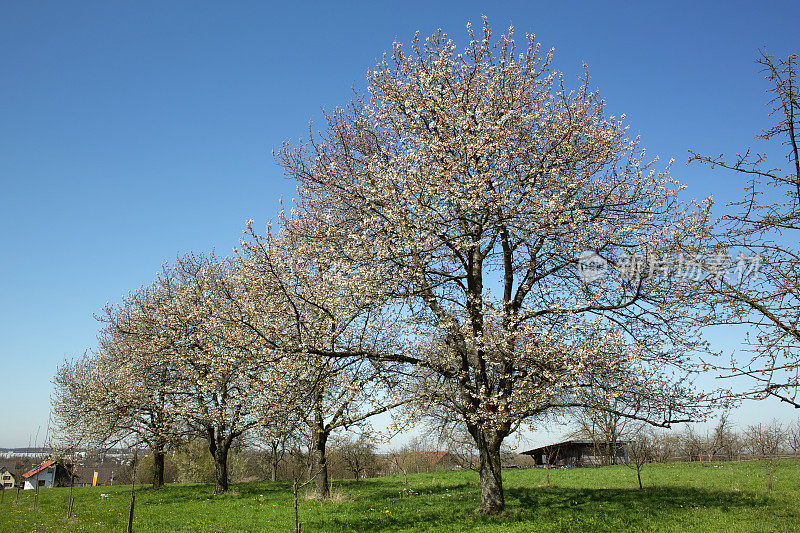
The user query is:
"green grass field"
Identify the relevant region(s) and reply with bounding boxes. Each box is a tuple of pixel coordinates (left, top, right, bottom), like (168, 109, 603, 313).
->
(1, 459, 798, 532)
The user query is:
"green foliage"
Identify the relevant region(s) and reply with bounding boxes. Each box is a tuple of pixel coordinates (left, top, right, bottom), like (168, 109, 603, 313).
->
(1, 459, 798, 532)
(172, 440, 216, 484)
(137, 452, 180, 486)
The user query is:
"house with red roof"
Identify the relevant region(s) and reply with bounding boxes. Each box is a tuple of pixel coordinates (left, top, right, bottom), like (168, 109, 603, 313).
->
(402, 451, 460, 473)
(21, 459, 71, 490)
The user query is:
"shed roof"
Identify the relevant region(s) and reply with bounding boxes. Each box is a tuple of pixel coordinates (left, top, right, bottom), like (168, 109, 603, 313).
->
(521, 440, 629, 456)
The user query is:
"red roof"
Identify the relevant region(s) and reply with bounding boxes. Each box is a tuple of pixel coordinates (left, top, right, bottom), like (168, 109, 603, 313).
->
(22, 460, 55, 479)
(410, 451, 451, 465)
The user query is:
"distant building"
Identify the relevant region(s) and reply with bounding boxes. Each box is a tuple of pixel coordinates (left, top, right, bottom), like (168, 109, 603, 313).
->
(521, 440, 629, 467)
(404, 451, 460, 472)
(21, 460, 71, 490)
(0, 466, 15, 488)
(73, 465, 118, 487)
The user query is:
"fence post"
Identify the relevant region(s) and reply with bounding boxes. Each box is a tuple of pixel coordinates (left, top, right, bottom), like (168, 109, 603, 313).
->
(293, 480, 301, 533)
(127, 451, 138, 533)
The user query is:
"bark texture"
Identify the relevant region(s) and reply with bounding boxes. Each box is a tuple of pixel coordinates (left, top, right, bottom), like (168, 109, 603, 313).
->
(470, 427, 505, 514)
(208, 428, 233, 494)
(312, 429, 329, 499)
(152, 443, 165, 489)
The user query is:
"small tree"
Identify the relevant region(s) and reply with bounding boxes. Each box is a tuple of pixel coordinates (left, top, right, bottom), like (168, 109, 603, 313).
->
(568, 372, 650, 466)
(788, 419, 800, 456)
(648, 430, 681, 463)
(706, 414, 742, 461)
(253, 420, 303, 482)
(332, 432, 378, 481)
(745, 420, 787, 492)
(543, 445, 565, 488)
(627, 431, 655, 489)
(389, 449, 409, 485)
(682, 426, 707, 463)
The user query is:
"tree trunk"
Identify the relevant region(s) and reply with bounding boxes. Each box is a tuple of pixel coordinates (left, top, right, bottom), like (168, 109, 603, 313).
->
(67, 475, 75, 518)
(152, 442, 165, 490)
(127, 451, 137, 533)
(214, 447, 229, 494)
(269, 441, 280, 482)
(312, 429, 329, 499)
(636, 467, 642, 490)
(208, 430, 231, 494)
(127, 488, 135, 533)
(472, 428, 505, 514)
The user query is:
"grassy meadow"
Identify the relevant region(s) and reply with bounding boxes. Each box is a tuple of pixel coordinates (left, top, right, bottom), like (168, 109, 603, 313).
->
(1, 459, 798, 532)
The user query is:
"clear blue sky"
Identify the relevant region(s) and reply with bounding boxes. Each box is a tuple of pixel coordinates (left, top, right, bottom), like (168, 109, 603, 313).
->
(1, 1, 798, 448)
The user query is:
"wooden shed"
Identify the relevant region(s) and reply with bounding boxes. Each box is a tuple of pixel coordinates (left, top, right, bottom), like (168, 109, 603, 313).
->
(521, 439, 629, 467)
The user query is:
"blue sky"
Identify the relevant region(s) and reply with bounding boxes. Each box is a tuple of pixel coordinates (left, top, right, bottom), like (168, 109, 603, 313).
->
(1, 1, 798, 448)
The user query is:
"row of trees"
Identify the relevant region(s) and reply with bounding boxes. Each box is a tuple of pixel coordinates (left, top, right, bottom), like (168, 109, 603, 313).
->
(624, 418, 799, 492)
(52, 20, 798, 514)
(123, 432, 507, 487)
(52, 249, 401, 496)
(645, 418, 800, 464)
(572, 411, 800, 466)
(131, 432, 382, 486)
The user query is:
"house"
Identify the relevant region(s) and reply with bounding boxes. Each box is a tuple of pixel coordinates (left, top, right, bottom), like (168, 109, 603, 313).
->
(0, 466, 15, 488)
(521, 440, 629, 467)
(422, 451, 460, 470)
(402, 451, 461, 473)
(21, 460, 71, 489)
